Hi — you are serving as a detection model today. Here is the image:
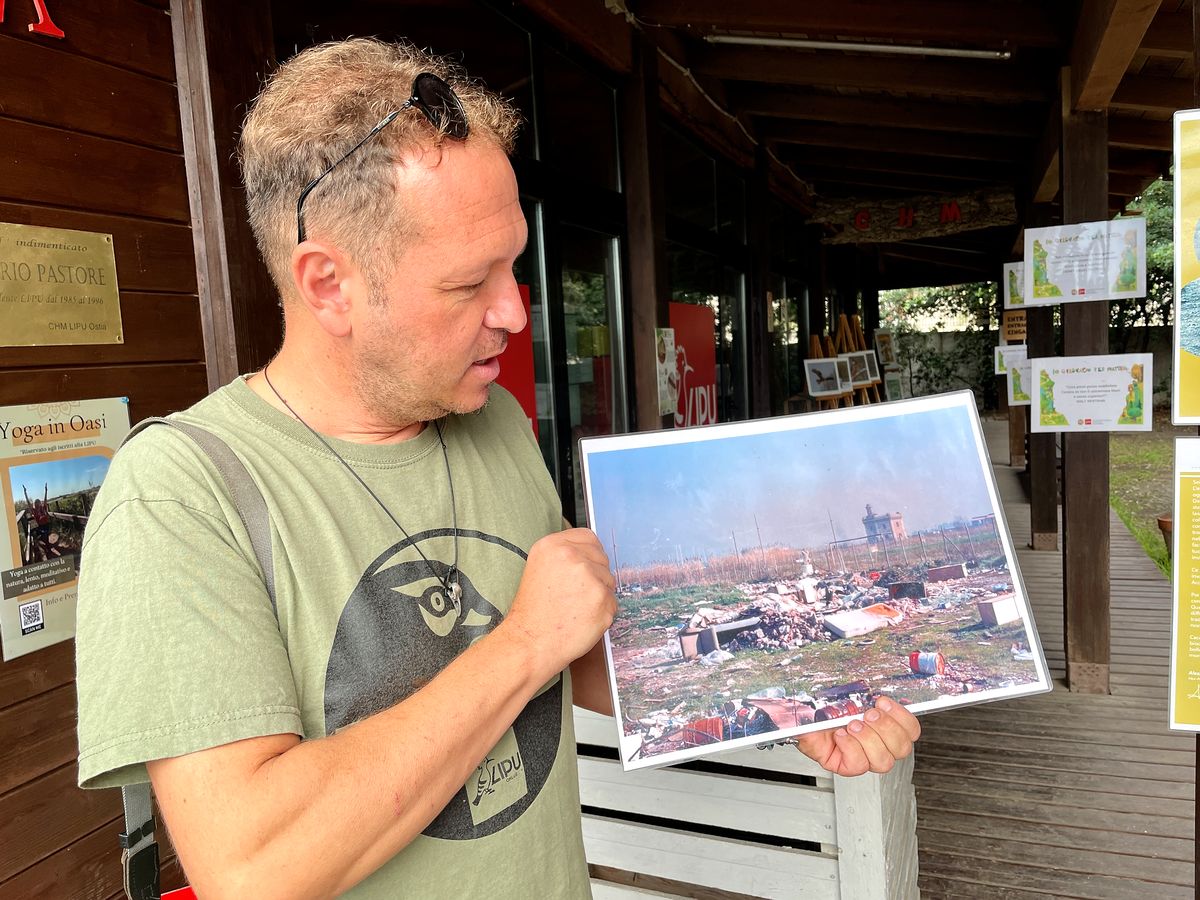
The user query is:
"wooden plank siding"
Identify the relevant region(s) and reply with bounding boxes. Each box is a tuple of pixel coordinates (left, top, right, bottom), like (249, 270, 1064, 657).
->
(914, 418, 1195, 898)
(0, 3, 206, 895)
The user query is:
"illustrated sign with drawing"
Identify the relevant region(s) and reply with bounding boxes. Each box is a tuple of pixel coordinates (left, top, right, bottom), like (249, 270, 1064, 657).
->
(1022, 218, 1145, 306)
(1030, 354, 1151, 433)
(1002, 261, 1024, 309)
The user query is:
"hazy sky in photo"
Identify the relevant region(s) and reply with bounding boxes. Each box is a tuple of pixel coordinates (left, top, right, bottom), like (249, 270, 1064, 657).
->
(586, 406, 994, 567)
(8, 455, 111, 507)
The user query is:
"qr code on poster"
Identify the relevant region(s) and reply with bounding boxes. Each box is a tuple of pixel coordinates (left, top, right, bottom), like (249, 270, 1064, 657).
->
(19, 599, 44, 635)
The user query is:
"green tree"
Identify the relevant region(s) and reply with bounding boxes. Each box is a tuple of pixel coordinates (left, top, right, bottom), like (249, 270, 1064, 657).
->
(1111, 178, 1172, 352)
(880, 281, 998, 406)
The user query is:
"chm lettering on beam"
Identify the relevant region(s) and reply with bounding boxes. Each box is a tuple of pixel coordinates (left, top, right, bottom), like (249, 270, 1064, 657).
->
(810, 187, 1016, 244)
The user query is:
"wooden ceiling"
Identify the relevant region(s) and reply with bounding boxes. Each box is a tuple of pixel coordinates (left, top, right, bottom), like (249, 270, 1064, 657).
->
(624, 0, 1191, 287)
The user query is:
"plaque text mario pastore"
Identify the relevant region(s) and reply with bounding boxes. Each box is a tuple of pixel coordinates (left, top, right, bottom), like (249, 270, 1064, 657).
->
(0, 222, 123, 347)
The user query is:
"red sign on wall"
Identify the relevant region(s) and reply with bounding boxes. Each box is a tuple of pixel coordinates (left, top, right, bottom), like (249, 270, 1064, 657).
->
(668, 302, 718, 428)
(496, 284, 538, 438)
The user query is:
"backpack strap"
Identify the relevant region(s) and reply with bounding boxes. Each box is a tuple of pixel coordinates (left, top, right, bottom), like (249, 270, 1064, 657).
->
(117, 416, 276, 900)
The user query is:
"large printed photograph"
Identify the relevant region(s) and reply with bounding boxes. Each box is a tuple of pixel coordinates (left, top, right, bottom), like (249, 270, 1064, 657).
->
(581, 392, 1051, 770)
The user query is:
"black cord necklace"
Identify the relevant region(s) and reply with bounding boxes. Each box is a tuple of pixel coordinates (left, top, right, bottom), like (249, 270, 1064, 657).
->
(262, 366, 462, 613)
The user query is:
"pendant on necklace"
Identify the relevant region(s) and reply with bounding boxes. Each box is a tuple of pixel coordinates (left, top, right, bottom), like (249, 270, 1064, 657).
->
(448, 576, 462, 612)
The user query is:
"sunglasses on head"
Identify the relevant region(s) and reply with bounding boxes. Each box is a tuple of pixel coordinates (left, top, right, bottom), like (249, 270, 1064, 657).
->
(295, 72, 470, 244)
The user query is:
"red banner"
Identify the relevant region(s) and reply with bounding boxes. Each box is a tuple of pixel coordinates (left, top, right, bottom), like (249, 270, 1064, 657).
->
(668, 302, 718, 428)
(496, 284, 538, 438)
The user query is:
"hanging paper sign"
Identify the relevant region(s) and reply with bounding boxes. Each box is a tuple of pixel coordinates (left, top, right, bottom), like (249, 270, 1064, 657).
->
(1030, 354, 1152, 433)
(1007, 359, 1032, 407)
(496, 285, 537, 438)
(1022, 218, 1146, 306)
(655, 327, 678, 416)
(874, 329, 898, 368)
(1174, 109, 1200, 423)
(0, 397, 130, 660)
(994, 344, 1027, 376)
(668, 302, 718, 428)
(1003, 262, 1025, 309)
(1172, 437, 1200, 730)
(1001, 310, 1027, 345)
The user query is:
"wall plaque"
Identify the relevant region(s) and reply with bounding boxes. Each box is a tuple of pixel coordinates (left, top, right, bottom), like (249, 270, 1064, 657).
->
(0, 222, 123, 347)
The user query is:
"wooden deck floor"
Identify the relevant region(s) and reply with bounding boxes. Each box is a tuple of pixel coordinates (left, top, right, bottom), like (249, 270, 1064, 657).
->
(914, 420, 1195, 899)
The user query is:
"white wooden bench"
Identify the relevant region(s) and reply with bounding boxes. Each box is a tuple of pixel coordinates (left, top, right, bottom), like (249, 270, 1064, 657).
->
(575, 710, 918, 900)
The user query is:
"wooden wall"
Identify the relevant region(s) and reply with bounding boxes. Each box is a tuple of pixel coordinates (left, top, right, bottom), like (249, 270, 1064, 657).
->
(0, 0, 205, 894)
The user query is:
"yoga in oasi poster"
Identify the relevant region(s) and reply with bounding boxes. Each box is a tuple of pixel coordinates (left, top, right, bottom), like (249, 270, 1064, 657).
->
(1174, 110, 1200, 422)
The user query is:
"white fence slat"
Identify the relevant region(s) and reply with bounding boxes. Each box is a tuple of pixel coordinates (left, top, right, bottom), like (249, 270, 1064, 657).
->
(582, 814, 839, 900)
(577, 755, 836, 844)
(589, 880, 684, 899)
(574, 709, 833, 780)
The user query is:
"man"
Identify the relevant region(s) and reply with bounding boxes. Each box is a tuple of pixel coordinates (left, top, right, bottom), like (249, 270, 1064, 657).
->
(76, 39, 919, 898)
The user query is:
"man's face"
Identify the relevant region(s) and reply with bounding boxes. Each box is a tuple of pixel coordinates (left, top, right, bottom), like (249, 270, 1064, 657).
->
(351, 140, 528, 426)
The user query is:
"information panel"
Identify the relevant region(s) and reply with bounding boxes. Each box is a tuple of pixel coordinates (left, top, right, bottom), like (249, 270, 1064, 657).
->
(1172, 438, 1200, 731)
(1173, 109, 1200, 423)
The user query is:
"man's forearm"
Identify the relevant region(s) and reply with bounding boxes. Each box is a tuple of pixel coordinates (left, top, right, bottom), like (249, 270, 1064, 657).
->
(152, 622, 553, 899)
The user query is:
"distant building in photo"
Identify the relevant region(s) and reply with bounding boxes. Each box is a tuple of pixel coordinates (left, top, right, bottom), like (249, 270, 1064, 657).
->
(863, 504, 906, 544)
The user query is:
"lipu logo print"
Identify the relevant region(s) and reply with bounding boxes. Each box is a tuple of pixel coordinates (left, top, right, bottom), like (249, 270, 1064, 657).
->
(324, 528, 561, 840)
(472, 749, 525, 807)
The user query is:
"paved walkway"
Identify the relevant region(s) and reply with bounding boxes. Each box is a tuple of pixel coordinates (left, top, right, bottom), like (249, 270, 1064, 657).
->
(914, 419, 1195, 899)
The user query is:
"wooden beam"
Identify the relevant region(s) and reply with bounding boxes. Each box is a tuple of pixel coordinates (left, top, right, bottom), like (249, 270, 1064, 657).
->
(780, 146, 1016, 182)
(1141, 8, 1192, 58)
(731, 88, 1040, 137)
(1109, 73, 1193, 112)
(1109, 171, 1158, 197)
(748, 147, 773, 418)
(1060, 88, 1110, 693)
(1069, 0, 1162, 111)
(763, 120, 1024, 161)
(656, 48, 756, 169)
(1030, 94, 1063, 203)
(632, 0, 1061, 48)
(517, 0, 632, 74)
(170, 0, 241, 391)
(621, 33, 671, 432)
(1107, 116, 1171, 150)
(694, 47, 1049, 102)
(802, 168, 975, 195)
(1108, 146, 1170, 176)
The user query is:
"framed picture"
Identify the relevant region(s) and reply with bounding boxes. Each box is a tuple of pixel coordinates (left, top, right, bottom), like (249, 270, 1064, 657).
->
(865, 351, 881, 382)
(874, 329, 898, 367)
(883, 370, 905, 401)
(841, 351, 874, 388)
(580, 392, 1052, 770)
(835, 357, 852, 390)
(804, 358, 842, 399)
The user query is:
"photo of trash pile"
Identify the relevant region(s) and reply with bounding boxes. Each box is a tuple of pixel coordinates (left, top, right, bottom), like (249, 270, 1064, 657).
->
(582, 396, 1050, 769)
(609, 558, 1041, 764)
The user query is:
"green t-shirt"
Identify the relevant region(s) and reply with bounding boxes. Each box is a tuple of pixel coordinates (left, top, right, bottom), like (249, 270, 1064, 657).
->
(76, 377, 589, 898)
